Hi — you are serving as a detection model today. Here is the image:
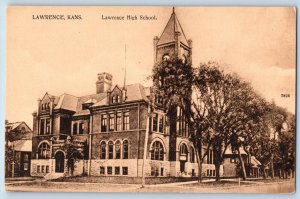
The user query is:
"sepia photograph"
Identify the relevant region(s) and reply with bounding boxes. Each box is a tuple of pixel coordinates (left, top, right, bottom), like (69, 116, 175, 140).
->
(5, 6, 296, 193)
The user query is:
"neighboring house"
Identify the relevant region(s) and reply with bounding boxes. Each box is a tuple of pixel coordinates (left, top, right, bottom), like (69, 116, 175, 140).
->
(222, 147, 249, 177)
(30, 9, 228, 179)
(5, 121, 32, 177)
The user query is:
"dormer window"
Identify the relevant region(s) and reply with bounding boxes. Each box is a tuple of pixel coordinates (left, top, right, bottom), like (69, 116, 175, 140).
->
(112, 96, 116, 103)
(111, 95, 121, 104)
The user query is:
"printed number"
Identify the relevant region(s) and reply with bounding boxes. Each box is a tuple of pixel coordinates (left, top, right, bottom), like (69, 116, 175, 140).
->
(281, 94, 290, 97)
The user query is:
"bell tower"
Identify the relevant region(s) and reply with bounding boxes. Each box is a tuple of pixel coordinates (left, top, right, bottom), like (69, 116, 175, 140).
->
(153, 7, 192, 65)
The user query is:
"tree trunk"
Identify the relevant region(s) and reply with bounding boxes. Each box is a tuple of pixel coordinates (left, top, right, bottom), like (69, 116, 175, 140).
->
(195, 144, 202, 183)
(270, 154, 274, 178)
(215, 164, 221, 181)
(262, 167, 267, 179)
(237, 148, 247, 181)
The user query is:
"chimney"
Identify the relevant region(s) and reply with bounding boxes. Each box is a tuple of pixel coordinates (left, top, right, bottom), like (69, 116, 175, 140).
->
(5, 120, 8, 125)
(96, 72, 113, 94)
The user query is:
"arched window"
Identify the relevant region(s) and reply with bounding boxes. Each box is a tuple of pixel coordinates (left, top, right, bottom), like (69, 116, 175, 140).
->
(190, 147, 195, 163)
(115, 140, 121, 159)
(150, 141, 164, 161)
(108, 141, 114, 159)
(73, 123, 78, 134)
(162, 54, 170, 61)
(38, 143, 50, 159)
(180, 144, 188, 161)
(100, 141, 106, 159)
(123, 140, 128, 159)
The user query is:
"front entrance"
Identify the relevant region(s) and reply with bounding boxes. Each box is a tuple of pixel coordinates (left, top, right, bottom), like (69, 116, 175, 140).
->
(20, 152, 31, 177)
(55, 151, 65, 173)
(180, 161, 186, 173)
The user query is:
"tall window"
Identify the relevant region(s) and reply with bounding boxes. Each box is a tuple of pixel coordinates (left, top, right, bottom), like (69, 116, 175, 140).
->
(46, 119, 50, 134)
(115, 140, 121, 159)
(109, 114, 115, 131)
(150, 141, 164, 161)
(79, 123, 84, 134)
(158, 116, 163, 133)
(101, 114, 107, 132)
(40, 119, 45, 135)
(152, 114, 158, 132)
(38, 143, 50, 159)
(108, 141, 114, 159)
(73, 123, 78, 135)
(123, 112, 129, 130)
(180, 144, 188, 160)
(100, 141, 106, 159)
(123, 140, 128, 159)
(116, 112, 122, 131)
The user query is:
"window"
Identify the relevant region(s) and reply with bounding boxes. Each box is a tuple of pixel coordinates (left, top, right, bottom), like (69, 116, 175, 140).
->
(162, 54, 170, 61)
(101, 115, 107, 132)
(38, 143, 50, 159)
(115, 141, 121, 159)
(109, 114, 115, 131)
(117, 95, 121, 103)
(42, 165, 45, 173)
(40, 119, 45, 135)
(108, 141, 114, 159)
(160, 168, 164, 176)
(180, 144, 188, 156)
(158, 116, 163, 133)
(46, 119, 50, 134)
(107, 166, 112, 175)
(151, 167, 159, 176)
(116, 112, 122, 131)
(100, 141, 106, 159)
(123, 112, 129, 130)
(73, 123, 78, 135)
(112, 96, 116, 103)
(100, 166, 105, 175)
(115, 167, 120, 175)
(37, 165, 40, 173)
(122, 167, 128, 175)
(152, 114, 158, 132)
(46, 166, 49, 173)
(79, 123, 84, 134)
(24, 154, 29, 161)
(150, 141, 164, 161)
(123, 140, 128, 159)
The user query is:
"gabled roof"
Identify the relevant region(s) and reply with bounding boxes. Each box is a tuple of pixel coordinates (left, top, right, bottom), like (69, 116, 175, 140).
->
(5, 122, 32, 132)
(157, 10, 189, 47)
(92, 83, 149, 107)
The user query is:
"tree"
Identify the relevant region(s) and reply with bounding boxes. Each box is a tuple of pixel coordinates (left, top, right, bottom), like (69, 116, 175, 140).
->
(193, 61, 268, 181)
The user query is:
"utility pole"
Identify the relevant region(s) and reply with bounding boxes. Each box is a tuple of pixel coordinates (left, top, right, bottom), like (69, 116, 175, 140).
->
(141, 104, 151, 187)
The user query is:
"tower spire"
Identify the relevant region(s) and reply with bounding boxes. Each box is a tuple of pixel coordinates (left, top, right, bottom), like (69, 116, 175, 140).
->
(173, 7, 175, 14)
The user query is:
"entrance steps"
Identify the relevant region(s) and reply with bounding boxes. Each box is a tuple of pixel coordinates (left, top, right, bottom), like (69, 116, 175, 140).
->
(44, 172, 65, 180)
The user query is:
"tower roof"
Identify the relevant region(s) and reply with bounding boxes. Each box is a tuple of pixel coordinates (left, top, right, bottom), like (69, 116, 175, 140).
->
(157, 9, 189, 47)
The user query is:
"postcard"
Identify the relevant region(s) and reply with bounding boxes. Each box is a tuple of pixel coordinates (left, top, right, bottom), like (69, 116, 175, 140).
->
(5, 6, 296, 193)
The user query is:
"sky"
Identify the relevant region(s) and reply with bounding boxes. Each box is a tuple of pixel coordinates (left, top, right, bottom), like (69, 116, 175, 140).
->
(6, 6, 296, 128)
